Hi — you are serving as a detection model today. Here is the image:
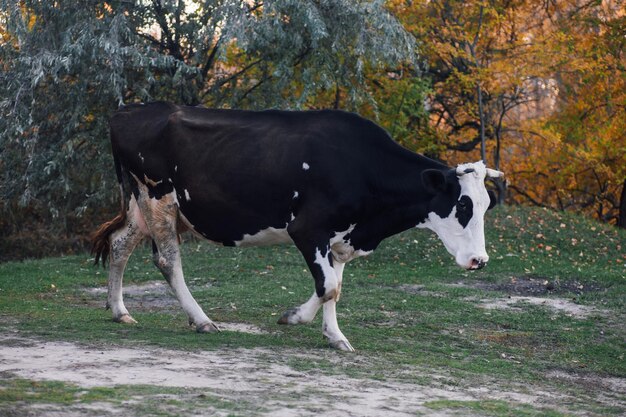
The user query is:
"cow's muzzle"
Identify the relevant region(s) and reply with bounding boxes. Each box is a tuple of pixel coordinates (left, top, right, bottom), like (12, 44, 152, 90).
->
(468, 257, 487, 270)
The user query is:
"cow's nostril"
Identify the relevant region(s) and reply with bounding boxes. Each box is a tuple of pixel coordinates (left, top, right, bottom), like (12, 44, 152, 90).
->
(471, 258, 486, 270)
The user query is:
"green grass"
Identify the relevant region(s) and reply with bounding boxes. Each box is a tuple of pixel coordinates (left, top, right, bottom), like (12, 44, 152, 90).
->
(1, 205, 624, 416)
(0, 377, 257, 416)
(423, 399, 569, 417)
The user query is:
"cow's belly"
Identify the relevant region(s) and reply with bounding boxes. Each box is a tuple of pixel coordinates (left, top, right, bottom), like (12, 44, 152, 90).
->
(234, 226, 293, 247)
(177, 201, 293, 247)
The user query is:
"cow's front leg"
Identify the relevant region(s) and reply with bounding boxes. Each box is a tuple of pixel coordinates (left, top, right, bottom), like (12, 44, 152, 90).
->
(277, 232, 332, 324)
(284, 234, 354, 351)
(277, 292, 323, 325)
(322, 262, 354, 352)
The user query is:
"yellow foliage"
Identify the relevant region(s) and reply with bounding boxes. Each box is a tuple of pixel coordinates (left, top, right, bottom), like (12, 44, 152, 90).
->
(382, 0, 626, 225)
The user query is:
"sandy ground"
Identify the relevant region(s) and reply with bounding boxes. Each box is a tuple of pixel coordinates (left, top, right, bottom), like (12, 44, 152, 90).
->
(1, 329, 624, 417)
(476, 295, 607, 318)
(1, 333, 468, 416)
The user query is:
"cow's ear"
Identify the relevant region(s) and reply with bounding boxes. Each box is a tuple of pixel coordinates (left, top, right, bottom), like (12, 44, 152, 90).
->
(488, 190, 497, 210)
(422, 169, 447, 195)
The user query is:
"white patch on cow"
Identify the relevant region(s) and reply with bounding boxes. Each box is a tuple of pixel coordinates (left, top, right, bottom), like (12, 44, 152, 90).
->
(235, 226, 293, 247)
(168, 178, 173, 183)
(313, 247, 338, 297)
(302, 162, 310, 170)
(293, 191, 299, 199)
(184, 189, 191, 202)
(328, 224, 372, 263)
(174, 165, 178, 172)
(330, 224, 356, 246)
(143, 174, 163, 187)
(138, 152, 144, 163)
(417, 161, 492, 270)
(292, 293, 324, 323)
(127, 194, 149, 236)
(290, 213, 296, 221)
(131, 173, 193, 242)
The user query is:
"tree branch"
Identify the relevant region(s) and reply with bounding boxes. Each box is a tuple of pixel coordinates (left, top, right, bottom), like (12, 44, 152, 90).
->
(445, 136, 482, 152)
(201, 35, 224, 79)
(237, 75, 269, 105)
(216, 58, 263, 88)
(151, 0, 183, 61)
(508, 184, 549, 208)
(471, 5, 484, 50)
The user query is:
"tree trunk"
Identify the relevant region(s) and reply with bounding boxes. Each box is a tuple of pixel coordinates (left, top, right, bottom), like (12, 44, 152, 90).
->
(496, 177, 506, 205)
(477, 83, 486, 163)
(618, 178, 626, 228)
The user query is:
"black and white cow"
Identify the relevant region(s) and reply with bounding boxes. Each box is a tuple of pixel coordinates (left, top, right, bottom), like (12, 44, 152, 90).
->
(93, 102, 503, 351)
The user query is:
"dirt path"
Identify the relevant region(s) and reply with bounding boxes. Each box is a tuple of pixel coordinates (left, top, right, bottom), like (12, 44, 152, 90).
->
(4, 331, 622, 417)
(0, 334, 456, 416)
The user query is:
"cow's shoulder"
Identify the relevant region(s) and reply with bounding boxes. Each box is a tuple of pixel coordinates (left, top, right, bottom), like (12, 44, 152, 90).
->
(110, 102, 179, 149)
(109, 103, 181, 183)
(110, 102, 178, 126)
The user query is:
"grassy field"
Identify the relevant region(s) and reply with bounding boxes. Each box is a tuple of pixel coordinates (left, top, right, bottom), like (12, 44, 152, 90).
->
(1, 205, 624, 416)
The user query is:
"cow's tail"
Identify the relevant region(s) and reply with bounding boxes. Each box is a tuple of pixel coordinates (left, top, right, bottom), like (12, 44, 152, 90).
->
(91, 154, 127, 266)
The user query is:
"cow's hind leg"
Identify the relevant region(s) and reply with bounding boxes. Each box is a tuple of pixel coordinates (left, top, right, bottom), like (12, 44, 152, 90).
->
(151, 235, 218, 332)
(136, 188, 218, 333)
(106, 196, 146, 324)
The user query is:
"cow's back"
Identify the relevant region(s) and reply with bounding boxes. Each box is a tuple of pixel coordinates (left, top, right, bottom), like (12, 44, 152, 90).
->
(108, 102, 419, 245)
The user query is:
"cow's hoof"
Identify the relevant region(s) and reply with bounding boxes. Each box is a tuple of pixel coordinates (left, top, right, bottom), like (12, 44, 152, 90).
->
(277, 308, 300, 325)
(196, 321, 220, 333)
(115, 314, 137, 324)
(328, 339, 355, 352)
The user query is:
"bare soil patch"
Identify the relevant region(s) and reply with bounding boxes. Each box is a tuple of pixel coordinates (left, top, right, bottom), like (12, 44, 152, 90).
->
(0, 335, 471, 416)
(395, 279, 608, 318)
(84, 281, 209, 311)
(475, 275, 605, 296)
(475, 295, 605, 319)
(1, 333, 624, 416)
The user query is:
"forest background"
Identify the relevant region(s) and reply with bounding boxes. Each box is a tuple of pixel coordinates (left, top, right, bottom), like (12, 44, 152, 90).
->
(1, 0, 624, 260)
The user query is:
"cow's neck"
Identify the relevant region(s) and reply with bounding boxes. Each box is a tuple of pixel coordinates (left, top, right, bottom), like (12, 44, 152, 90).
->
(373, 147, 448, 210)
(353, 150, 449, 251)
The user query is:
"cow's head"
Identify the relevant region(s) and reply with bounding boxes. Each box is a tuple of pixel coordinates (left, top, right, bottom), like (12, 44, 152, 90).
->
(418, 161, 503, 270)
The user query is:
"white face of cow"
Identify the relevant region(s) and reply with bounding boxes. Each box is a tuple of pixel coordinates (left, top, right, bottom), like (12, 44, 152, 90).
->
(418, 161, 503, 270)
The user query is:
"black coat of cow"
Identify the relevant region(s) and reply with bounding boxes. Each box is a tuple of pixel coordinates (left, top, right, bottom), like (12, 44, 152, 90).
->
(111, 102, 452, 246)
(93, 102, 500, 351)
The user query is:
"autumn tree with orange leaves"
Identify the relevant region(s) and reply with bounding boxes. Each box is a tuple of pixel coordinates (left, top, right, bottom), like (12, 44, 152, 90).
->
(385, 0, 625, 226)
(507, 0, 626, 226)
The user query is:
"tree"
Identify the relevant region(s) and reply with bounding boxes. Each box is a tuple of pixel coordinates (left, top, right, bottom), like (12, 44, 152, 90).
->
(0, 0, 417, 239)
(507, 0, 626, 225)
(384, 0, 625, 225)
(386, 0, 554, 202)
